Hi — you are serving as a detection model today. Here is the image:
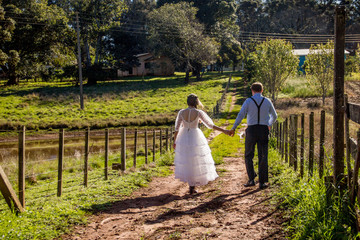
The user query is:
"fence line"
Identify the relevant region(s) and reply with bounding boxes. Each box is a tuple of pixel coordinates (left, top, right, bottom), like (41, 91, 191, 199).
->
(0, 74, 233, 212)
(271, 102, 360, 225)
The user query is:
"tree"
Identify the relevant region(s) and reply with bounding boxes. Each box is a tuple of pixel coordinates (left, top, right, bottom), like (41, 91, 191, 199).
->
(304, 40, 334, 105)
(51, 0, 127, 85)
(157, 0, 240, 75)
(251, 38, 298, 102)
(0, 1, 15, 66)
(1, 0, 74, 85)
(147, 2, 218, 83)
(103, 0, 155, 72)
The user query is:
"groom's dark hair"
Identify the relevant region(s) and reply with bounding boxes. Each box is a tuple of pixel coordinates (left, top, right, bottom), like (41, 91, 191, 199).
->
(251, 82, 263, 93)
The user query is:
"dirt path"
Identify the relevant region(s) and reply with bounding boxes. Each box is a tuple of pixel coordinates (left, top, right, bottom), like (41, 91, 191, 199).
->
(60, 84, 286, 240)
(60, 154, 285, 240)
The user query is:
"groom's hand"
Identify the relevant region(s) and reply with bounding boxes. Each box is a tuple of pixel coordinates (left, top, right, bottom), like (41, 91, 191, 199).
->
(229, 129, 235, 137)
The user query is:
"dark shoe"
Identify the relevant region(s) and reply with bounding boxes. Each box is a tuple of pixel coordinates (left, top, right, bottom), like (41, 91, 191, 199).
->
(189, 186, 197, 194)
(259, 183, 269, 189)
(244, 180, 255, 187)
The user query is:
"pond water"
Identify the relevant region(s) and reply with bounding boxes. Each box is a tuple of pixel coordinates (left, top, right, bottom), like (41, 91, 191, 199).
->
(0, 129, 167, 163)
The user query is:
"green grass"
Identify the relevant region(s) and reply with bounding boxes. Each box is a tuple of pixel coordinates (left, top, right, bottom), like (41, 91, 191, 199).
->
(268, 146, 359, 239)
(0, 72, 232, 130)
(0, 75, 241, 240)
(0, 155, 173, 240)
(345, 72, 360, 81)
(279, 75, 333, 98)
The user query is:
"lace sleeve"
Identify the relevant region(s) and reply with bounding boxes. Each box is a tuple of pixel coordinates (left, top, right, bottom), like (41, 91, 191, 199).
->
(174, 110, 183, 131)
(198, 110, 214, 129)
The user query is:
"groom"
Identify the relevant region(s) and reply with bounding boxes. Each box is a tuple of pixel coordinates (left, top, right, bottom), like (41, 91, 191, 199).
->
(229, 82, 277, 189)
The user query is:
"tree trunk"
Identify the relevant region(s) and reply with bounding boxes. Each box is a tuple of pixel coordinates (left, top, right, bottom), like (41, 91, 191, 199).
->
(94, 35, 101, 64)
(185, 70, 190, 83)
(4, 65, 19, 85)
(6, 75, 19, 85)
(185, 61, 191, 84)
(84, 36, 91, 69)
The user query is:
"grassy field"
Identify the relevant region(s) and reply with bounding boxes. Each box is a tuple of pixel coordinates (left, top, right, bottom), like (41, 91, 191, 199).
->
(0, 72, 232, 131)
(278, 72, 360, 99)
(0, 78, 241, 240)
(1, 72, 357, 239)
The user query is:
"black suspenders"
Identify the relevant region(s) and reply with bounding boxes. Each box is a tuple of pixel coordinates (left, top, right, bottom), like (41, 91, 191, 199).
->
(250, 97, 265, 125)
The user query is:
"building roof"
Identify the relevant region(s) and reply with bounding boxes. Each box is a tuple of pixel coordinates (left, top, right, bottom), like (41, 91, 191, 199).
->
(135, 53, 152, 58)
(292, 49, 350, 56)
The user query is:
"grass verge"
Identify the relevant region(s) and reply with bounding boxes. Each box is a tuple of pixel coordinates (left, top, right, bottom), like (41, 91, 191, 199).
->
(0, 152, 173, 240)
(268, 144, 359, 239)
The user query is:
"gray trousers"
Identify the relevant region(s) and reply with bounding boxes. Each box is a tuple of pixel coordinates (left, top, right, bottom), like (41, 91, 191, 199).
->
(244, 125, 269, 184)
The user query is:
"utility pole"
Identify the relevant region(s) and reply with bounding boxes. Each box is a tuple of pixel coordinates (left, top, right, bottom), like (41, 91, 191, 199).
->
(333, 6, 345, 187)
(76, 12, 84, 110)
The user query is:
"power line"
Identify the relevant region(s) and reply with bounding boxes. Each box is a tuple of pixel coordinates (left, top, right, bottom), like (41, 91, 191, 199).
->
(2, 14, 360, 44)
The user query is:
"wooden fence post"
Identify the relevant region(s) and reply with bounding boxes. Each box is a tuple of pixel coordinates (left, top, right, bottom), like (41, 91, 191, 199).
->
(166, 128, 169, 151)
(294, 115, 298, 171)
(284, 118, 288, 163)
(280, 122, 284, 158)
(300, 113, 305, 178)
(133, 129, 137, 168)
(319, 110, 325, 179)
(145, 129, 148, 164)
(18, 126, 25, 207)
(281, 121, 285, 159)
(276, 123, 279, 150)
(153, 129, 156, 162)
(121, 128, 126, 171)
(57, 129, 64, 197)
(279, 122, 282, 151)
(345, 95, 351, 188)
(105, 129, 109, 180)
(309, 112, 314, 177)
(333, 6, 346, 187)
(160, 129, 163, 154)
(289, 115, 294, 167)
(170, 127, 173, 148)
(350, 130, 360, 204)
(84, 127, 89, 187)
(0, 166, 24, 213)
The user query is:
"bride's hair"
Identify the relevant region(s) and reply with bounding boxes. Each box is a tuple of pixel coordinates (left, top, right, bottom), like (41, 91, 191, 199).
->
(187, 93, 204, 109)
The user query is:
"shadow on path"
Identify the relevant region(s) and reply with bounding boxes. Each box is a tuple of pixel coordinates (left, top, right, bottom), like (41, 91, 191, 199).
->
(146, 188, 261, 224)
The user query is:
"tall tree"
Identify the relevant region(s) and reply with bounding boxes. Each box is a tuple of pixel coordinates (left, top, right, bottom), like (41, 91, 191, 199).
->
(1, 0, 73, 85)
(103, 0, 155, 71)
(148, 2, 219, 83)
(158, 0, 240, 73)
(251, 38, 298, 102)
(304, 41, 334, 105)
(0, 1, 16, 77)
(50, 0, 127, 85)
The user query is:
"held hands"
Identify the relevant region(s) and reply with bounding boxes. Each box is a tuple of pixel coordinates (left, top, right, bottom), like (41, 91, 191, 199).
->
(229, 129, 235, 137)
(223, 129, 235, 137)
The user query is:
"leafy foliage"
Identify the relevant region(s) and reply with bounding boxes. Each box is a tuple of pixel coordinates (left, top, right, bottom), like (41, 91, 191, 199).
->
(1, 0, 75, 85)
(304, 41, 334, 105)
(147, 2, 219, 83)
(250, 39, 298, 102)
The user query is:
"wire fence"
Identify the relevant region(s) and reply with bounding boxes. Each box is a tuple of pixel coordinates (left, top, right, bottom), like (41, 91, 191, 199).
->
(0, 75, 232, 213)
(271, 101, 360, 223)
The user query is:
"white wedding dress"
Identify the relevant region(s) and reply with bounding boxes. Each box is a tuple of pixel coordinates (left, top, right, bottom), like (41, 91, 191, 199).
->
(174, 108, 219, 186)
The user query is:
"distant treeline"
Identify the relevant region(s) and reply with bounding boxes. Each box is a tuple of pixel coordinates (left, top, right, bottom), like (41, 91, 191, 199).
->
(0, 0, 359, 85)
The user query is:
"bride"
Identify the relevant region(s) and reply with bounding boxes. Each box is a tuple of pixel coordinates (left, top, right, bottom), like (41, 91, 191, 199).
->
(173, 93, 229, 194)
